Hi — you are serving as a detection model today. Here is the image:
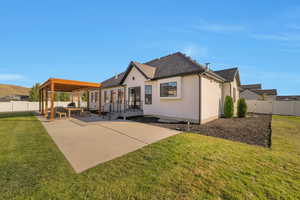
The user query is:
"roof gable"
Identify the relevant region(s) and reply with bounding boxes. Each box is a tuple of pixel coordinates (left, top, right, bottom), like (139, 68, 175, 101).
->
(214, 68, 240, 85)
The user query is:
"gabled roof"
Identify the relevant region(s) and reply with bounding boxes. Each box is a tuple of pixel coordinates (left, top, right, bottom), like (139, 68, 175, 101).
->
(214, 67, 240, 85)
(144, 52, 206, 79)
(251, 89, 277, 96)
(241, 84, 262, 90)
(132, 62, 156, 79)
(101, 52, 238, 88)
(101, 72, 126, 88)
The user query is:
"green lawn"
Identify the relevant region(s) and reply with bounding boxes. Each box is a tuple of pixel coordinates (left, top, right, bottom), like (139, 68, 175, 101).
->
(0, 113, 299, 199)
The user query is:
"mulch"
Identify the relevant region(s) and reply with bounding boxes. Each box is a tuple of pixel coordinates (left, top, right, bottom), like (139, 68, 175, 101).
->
(128, 114, 272, 147)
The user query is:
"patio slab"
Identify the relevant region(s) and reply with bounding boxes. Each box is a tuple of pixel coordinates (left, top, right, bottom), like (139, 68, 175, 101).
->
(38, 116, 179, 173)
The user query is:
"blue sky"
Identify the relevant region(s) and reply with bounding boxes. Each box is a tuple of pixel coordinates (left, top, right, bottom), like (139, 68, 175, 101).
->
(0, 0, 299, 95)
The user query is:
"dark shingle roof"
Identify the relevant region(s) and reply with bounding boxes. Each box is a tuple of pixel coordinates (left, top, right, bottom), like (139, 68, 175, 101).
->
(241, 84, 262, 90)
(214, 68, 238, 82)
(276, 96, 300, 101)
(145, 52, 206, 79)
(101, 52, 237, 88)
(252, 89, 277, 95)
(101, 72, 126, 88)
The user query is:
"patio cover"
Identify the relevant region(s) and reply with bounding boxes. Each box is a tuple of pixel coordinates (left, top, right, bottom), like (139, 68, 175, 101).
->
(39, 78, 101, 120)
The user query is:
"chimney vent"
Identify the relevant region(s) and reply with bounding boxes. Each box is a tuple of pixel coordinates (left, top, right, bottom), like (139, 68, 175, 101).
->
(115, 73, 118, 79)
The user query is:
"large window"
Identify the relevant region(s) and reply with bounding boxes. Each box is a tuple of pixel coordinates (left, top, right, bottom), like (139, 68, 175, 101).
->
(160, 82, 177, 97)
(91, 92, 94, 103)
(117, 88, 124, 103)
(145, 85, 152, 104)
(104, 91, 108, 103)
(95, 91, 98, 102)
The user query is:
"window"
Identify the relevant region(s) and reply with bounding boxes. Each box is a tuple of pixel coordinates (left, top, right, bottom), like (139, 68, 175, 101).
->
(117, 88, 124, 103)
(91, 92, 94, 103)
(104, 91, 108, 103)
(160, 82, 177, 97)
(95, 91, 98, 102)
(145, 85, 152, 104)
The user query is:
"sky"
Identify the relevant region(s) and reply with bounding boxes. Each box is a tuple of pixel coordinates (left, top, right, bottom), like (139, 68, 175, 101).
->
(0, 0, 299, 95)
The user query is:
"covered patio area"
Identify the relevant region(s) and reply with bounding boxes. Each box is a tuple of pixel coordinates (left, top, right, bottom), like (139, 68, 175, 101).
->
(39, 78, 101, 120)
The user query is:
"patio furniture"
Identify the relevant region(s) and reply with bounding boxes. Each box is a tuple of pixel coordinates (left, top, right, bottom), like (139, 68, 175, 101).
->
(55, 107, 67, 119)
(64, 107, 84, 118)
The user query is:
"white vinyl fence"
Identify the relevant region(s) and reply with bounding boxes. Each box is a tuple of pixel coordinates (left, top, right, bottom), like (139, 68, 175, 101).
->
(0, 101, 87, 113)
(247, 100, 300, 116)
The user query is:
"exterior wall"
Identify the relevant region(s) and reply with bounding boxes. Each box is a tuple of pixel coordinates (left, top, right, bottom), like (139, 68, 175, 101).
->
(222, 77, 240, 115)
(144, 74, 200, 123)
(240, 89, 261, 100)
(123, 66, 147, 104)
(200, 76, 222, 124)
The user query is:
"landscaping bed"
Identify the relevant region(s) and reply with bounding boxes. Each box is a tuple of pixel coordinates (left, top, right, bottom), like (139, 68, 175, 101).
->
(129, 114, 272, 147)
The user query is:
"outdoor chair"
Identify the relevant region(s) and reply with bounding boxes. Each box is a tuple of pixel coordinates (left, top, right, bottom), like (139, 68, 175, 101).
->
(55, 107, 67, 119)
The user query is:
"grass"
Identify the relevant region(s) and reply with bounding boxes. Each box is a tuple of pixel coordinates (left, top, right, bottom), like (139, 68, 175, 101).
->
(0, 112, 299, 199)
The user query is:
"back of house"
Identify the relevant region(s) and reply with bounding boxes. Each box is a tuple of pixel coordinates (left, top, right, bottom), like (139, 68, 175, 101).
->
(89, 52, 241, 124)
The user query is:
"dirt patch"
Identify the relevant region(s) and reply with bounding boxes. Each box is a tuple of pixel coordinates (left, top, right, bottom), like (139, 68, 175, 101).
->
(128, 114, 272, 147)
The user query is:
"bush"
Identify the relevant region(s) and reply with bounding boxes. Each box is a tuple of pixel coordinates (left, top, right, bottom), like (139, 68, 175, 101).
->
(224, 96, 234, 118)
(237, 98, 247, 117)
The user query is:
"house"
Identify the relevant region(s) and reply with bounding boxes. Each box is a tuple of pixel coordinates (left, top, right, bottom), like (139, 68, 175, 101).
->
(89, 52, 241, 124)
(276, 95, 300, 101)
(240, 84, 277, 101)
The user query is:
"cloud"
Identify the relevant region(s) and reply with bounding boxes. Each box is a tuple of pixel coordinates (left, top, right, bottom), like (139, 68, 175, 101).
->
(193, 23, 245, 33)
(250, 34, 290, 41)
(182, 44, 208, 58)
(250, 32, 300, 42)
(0, 74, 25, 81)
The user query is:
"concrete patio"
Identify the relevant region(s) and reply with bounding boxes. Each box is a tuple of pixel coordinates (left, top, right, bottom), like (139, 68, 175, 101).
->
(38, 116, 179, 173)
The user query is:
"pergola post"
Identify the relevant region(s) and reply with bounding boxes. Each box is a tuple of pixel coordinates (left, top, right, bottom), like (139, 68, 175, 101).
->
(87, 90, 90, 111)
(45, 89, 48, 117)
(41, 89, 44, 114)
(50, 81, 55, 120)
(77, 92, 80, 108)
(98, 87, 101, 116)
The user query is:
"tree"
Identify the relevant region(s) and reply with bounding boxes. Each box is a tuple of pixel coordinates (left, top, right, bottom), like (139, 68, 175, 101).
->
(29, 83, 40, 102)
(81, 91, 88, 102)
(237, 98, 247, 117)
(55, 92, 70, 101)
(224, 96, 234, 118)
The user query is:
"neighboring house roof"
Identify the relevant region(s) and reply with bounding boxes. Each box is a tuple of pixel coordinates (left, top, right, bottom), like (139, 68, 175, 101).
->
(214, 68, 241, 85)
(251, 89, 277, 96)
(276, 95, 300, 101)
(240, 84, 262, 90)
(101, 52, 237, 88)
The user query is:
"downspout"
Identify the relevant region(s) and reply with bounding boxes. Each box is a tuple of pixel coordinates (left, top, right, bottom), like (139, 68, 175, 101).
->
(198, 74, 202, 124)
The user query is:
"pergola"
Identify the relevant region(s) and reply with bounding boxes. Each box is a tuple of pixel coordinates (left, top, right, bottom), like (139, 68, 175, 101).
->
(39, 78, 101, 120)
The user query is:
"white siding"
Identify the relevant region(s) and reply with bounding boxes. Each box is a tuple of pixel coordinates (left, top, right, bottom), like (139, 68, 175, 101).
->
(200, 76, 222, 123)
(144, 75, 199, 123)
